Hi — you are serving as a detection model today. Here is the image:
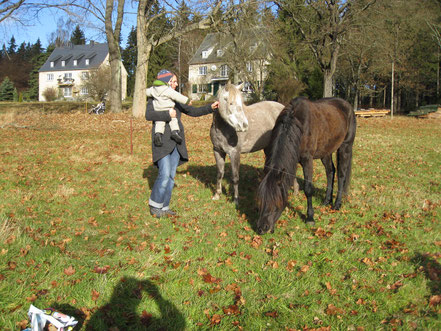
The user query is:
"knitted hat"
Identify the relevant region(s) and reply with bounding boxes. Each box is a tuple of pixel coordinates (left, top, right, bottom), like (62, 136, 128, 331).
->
(157, 69, 173, 83)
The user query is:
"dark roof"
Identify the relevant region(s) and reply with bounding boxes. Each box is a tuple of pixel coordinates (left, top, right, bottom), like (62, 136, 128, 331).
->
(188, 30, 269, 66)
(39, 42, 109, 72)
(189, 33, 222, 65)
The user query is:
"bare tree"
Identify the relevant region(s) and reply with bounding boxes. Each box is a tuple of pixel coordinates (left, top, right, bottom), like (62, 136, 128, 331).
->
(132, 0, 238, 118)
(0, 0, 26, 24)
(275, 0, 376, 97)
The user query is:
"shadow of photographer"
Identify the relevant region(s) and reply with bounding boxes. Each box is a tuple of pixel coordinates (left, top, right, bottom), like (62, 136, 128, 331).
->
(86, 277, 185, 330)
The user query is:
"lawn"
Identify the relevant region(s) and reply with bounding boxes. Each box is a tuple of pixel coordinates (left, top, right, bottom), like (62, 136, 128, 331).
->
(0, 109, 440, 330)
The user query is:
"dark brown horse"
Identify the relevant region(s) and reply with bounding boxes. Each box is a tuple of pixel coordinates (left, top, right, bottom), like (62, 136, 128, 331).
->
(256, 97, 356, 234)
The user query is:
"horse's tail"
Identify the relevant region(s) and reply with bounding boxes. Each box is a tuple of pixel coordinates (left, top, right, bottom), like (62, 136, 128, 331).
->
(258, 98, 305, 210)
(342, 99, 356, 196)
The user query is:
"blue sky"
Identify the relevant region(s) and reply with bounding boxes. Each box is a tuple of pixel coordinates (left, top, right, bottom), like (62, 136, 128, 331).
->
(0, 4, 137, 49)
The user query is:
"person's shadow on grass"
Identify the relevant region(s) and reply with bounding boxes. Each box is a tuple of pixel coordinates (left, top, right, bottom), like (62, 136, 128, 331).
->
(85, 277, 186, 330)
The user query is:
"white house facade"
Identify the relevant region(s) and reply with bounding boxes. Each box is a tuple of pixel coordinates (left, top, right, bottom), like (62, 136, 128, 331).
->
(188, 32, 270, 100)
(38, 42, 127, 101)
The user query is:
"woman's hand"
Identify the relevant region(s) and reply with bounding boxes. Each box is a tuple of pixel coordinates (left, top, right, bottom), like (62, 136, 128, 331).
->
(211, 101, 220, 110)
(169, 108, 177, 118)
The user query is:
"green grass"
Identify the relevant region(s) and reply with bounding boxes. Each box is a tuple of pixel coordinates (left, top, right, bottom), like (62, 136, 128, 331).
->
(1, 110, 440, 330)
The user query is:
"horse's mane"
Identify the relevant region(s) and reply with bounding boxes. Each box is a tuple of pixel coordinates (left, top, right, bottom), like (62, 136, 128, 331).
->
(257, 97, 307, 210)
(223, 84, 244, 105)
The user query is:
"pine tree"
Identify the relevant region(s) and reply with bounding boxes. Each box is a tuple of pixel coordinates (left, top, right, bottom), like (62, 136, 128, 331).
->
(7, 36, 16, 55)
(121, 26, 137, 97)
(0, 77, 15, 101)
(70, 25, 86, 45)
(27, 45, 54, 101)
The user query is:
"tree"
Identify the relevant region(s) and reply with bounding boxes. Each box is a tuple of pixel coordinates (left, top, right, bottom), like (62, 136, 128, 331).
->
(81, 66, 112, 101)
(275, 0, 376, 97)
(0, 0, 26, 24)
(70, 24, 86, 45)
(121, 26, 137, 98)
(7, 36, 16, 55)
(0, 77, 15, 100)
(131, 0, 237, 118)
(104, 0, 125, 113)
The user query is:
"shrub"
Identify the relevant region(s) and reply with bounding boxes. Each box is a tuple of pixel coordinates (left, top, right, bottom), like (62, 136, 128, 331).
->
(43, 87, 58, 101)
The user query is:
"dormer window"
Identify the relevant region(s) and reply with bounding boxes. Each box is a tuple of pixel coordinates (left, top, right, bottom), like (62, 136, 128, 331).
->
(217, 49, 223, 57)
(85, 59, 89, 66)
(202, 51, 209, 59)
(73, 60, 77, 66)
(61, 60, 65, 67)
(50, 62, 54, 68)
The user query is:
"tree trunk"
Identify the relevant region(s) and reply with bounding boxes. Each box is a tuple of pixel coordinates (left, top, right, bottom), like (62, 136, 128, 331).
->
(391, 60, 394, 119)
(132, 0, 151, 118)
(323, 69, 333, 98)
(105, 0, 124, 113)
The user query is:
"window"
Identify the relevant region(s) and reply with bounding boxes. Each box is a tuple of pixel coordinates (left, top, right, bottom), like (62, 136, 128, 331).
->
(82, 72, 89, 79)
(202, 51, 209, 59)
(64, 73, 72, 79)
(217, 49, 224, 57)
(220, 65, 228, 77)
(50, 62, 54, 68)
(61, 60, 65, 67)
(63, 87, 72, 97)
(246, 62, 253, 72)
(47, 73, 54, 81)
(80, 87, 89, 95)
(198, 84, 210, 93)
(73, 60, 77, 66)
(199, 66, 207, 75)
(85, 59, 90, 66)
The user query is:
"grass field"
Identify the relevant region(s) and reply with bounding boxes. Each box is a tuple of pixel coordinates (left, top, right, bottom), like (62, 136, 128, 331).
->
(0, 108, 440, 330)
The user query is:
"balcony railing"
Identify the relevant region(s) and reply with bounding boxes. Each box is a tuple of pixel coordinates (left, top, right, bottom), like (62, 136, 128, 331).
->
(57, 77, 75, 86)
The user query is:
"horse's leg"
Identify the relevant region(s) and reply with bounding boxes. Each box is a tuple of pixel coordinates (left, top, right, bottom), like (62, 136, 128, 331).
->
(321, 155, 335, 206)
(230, 150, 241, 206)
(334, 144, 353, 210)
(212, 149, 226, 201)
(300, 157, 315, 225)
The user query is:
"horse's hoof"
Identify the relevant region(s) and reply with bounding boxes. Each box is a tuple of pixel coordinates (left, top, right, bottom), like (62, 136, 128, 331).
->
(305, 220, 315, 226)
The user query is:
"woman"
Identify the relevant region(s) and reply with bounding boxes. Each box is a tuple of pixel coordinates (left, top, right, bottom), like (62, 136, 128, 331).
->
(145, 71, 219, 218)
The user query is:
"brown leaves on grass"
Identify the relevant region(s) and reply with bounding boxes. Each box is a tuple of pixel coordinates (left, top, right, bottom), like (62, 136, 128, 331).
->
(93, 265, 111, 274)
(91, 289, 100, 302)
(325, 303, 345, 316)
(64, 265, 76, 276)
(199, 270, 222, 284)
(429, 295, 441, 306)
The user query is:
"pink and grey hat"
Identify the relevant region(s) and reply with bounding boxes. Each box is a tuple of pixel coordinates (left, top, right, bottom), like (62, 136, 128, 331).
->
(157, 69, 173, 83)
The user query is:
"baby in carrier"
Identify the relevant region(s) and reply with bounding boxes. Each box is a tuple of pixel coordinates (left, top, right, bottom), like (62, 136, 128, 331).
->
(146, 69, 191, 146)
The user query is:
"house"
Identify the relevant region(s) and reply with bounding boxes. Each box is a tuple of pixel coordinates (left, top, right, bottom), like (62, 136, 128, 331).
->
(188, 31, 270, 100)
(38, 42, 127, 101)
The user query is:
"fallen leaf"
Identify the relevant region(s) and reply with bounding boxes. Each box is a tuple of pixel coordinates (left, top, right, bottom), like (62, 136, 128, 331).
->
(63, 265, 76, 276)
(265, 311, 279, 318)
(325, 304, 344, 315)
(93, 265, 111, 274)
(91, 289, 100, 302)
(429, 295, 441, 306)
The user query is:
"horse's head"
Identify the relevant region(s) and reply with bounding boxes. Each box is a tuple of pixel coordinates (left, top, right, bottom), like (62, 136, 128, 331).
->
(218, 83, 249, 132)
(256, 171, 286, 234)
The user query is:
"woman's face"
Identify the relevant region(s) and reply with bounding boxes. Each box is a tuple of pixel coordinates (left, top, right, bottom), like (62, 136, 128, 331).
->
(168, 75, 178, 90)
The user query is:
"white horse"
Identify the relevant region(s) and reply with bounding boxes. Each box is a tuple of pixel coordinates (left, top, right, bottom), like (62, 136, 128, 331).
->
(210, 84, 286, 205)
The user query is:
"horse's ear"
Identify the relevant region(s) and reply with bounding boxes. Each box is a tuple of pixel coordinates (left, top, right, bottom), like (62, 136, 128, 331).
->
(236, 82, 244, 91)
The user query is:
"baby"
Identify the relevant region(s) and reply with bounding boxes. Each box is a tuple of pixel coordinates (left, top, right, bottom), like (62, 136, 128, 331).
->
(146, 69, 191, 146)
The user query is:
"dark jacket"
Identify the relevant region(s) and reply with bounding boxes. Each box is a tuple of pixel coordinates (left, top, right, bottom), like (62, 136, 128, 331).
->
(145, 98, 213, 166)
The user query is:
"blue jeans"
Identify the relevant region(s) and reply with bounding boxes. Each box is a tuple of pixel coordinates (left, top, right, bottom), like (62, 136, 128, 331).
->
(149, 147, 180, 210)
